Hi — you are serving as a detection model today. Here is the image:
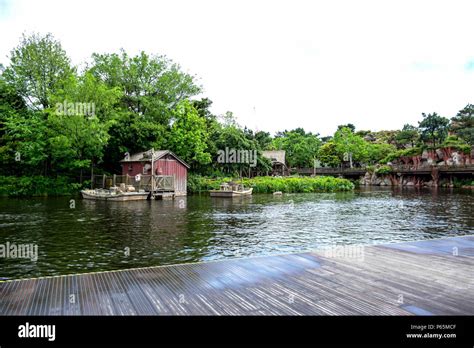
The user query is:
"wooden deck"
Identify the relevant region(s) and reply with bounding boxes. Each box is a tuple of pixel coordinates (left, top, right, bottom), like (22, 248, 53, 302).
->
(1, 235, 473, 315)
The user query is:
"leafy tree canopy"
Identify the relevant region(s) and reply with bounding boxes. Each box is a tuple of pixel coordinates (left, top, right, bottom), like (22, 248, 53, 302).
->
(451, 104, 474, 145)
(418, 112, 450, 148)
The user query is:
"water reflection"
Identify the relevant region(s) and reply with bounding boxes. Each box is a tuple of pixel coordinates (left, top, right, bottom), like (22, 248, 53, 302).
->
(0, 187, 472, 279)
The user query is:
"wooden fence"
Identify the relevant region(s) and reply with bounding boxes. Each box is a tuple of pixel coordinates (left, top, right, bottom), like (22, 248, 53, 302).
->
(296, 164, 474, 176)
(91, 174, 174, 191)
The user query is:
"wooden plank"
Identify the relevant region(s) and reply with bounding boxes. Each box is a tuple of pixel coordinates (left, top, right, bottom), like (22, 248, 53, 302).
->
(0, 235, 473, 315)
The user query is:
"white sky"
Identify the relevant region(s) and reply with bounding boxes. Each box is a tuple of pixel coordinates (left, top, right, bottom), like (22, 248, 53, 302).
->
(1, 0, 474, 136)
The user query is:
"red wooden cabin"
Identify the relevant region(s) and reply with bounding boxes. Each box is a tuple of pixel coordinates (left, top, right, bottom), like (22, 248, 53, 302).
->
(120, 150, 189, 196)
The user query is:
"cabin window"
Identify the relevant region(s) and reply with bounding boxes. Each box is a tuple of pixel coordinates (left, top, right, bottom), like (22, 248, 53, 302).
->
(142, 166, 148, 174)
(128, 165, 133, 171)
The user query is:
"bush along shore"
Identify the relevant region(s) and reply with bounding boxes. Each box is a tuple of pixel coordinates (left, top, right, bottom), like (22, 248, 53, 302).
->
(0, 176, 83, 197)
(187, 175, 355, 194)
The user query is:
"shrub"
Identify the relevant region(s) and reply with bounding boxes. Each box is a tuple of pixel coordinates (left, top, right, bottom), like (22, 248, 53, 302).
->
(187, 174, 354, 194)
(375, 165, 392, 175)
(365, 165, 375, 173)
(0, 176, 82, 196)
(380, 147, 422, 164)
(442, 136, 471, 154)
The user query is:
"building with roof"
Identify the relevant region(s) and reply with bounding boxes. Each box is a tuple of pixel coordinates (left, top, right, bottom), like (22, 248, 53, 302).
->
(120, 150, 190, 196)
(261, 150, 289, 176)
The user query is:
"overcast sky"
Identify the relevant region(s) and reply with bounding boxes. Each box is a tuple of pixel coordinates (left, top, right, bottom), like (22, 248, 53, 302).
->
(1, 0, 474, 136)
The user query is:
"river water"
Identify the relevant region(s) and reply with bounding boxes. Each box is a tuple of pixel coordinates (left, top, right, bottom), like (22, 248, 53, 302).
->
(0, 187, 473, 280)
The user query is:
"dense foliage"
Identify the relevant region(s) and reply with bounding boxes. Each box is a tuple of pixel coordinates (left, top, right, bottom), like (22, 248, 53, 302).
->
(1, 33, 473, 195)
(0, 175, 81, 196)
(315, 111, 472, 168)
(270, 128, 320, 168)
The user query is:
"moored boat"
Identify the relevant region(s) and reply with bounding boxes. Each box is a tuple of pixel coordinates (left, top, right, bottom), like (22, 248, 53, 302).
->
(81, 189, 149, 201)
(209, 182, 253, 197)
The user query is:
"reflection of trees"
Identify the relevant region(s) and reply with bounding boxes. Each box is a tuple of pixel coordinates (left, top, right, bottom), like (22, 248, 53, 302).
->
(389, 187, 473, 237)
(82, 197, 215, 265)
(416, 188, 473, 237)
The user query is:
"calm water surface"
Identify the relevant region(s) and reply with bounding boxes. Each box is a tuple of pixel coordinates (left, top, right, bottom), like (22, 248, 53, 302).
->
(0, 187, 473, 279)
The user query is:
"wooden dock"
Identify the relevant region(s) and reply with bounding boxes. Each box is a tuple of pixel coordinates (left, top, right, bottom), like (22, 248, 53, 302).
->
(1, 235, 473, 315)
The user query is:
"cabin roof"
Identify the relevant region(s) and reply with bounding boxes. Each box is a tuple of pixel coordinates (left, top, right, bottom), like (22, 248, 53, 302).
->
(120, 149, 190, 168)
(262, 150, 286, 165)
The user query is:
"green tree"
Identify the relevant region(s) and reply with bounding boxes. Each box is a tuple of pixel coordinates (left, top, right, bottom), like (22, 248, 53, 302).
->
(337, 123, 356, 132)
(3, 33, 74, 110)
(254, 131, 272, 149)
(89, 50, 201, 172)
(90, 50, 200, 124)
(271, 128, 320, 168)
(166, 100, 211, 169)
(366, 142, 397, 164)
(213, 122, 253, 175)
(317, 141, 341, 167)
(0, 72, 49, 175)
(209, 114, 271, 176)
(47, 113, 111, 180)
(0, 74, 26, 112)
(333, 127, 368, 167)
(395, 124, 419, 148)
(219, 111, 239, 127)
(418, 112, 449, 148)
(1, 110, 49, 175)
(191, 98, 221, 170)
(320, 135, 332, 143)
(46, 72, 122, 179)
(451, 104, 474, 145)
(441, 135, 471, 154)
(192, 98, 214, 120)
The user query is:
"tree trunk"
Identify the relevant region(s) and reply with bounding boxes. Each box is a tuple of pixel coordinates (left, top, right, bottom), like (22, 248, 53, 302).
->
(90, 162, 94, 189)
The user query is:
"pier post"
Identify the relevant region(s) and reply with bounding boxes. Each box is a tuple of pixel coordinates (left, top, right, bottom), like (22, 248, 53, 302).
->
(431, 167, 439, 187)
(151, 148, 155, 193)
